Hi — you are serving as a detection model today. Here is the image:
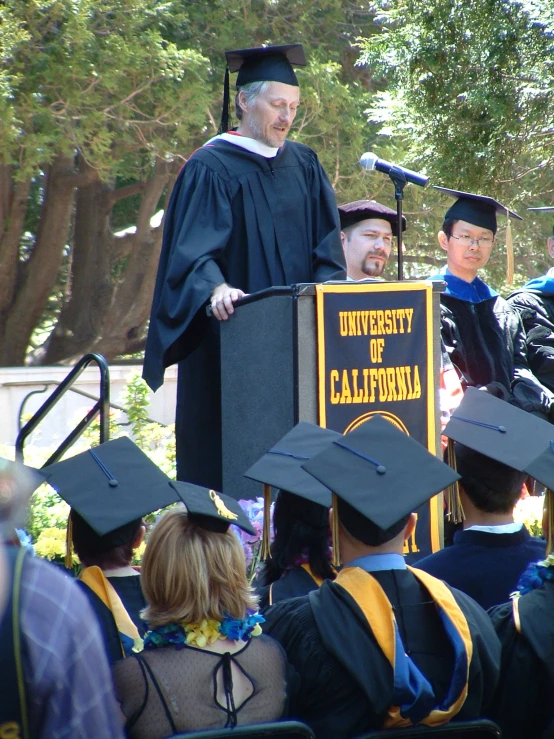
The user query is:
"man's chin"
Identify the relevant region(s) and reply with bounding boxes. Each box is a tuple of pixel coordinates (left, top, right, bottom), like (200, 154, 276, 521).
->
(363, 262, 386, 278)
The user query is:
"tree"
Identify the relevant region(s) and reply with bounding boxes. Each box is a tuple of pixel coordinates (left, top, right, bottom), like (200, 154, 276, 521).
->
(356, 0, 554, 289)
(1, 0, 382, 367)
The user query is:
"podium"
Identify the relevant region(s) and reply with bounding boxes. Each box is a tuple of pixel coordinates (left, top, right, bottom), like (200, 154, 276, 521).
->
(220, 281, 444, 504)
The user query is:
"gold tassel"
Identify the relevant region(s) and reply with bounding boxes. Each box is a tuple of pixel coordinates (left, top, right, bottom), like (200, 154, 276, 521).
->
(260, 484, 272, 561)
(445, 438, 465, 524)
(546, 489, 554, 555)
(331, 492, 341, 568)
(65, 512, 74, 569)
(505, 208, 514, 285)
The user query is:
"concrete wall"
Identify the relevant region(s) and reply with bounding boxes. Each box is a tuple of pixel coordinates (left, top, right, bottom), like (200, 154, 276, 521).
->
(0, 364, 177, 449)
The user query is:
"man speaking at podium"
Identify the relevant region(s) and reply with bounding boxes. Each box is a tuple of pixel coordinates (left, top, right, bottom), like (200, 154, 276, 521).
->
(143, 44, 345, 489)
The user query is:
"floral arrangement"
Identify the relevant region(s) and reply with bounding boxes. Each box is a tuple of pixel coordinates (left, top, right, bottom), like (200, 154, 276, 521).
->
(514, 553, 554, 597)
(231, 497, 275, 583)
(514, 494, 544, 538)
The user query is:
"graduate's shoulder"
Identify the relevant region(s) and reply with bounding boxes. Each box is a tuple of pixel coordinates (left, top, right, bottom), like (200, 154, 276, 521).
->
(263, 594, 314, 634)
(445, 580, 501, 637)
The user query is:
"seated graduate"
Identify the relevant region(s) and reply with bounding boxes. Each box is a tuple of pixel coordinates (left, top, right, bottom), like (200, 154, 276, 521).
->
(431, 187, 554, 420)
(43, 437, 179, 664)
(112, 482, 288, 737)
(455, 394, 554, 738)
(244, 422, 340, 609)
(263, 415, 501, 739)
(416, 389, 546, 609)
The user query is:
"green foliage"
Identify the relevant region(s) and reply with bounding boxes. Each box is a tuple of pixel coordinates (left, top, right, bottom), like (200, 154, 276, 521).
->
(360, 0, 554, 193)
(356, 0, 554, 286)
(0, 0, 211, 180)
(8, 372, 176, 564)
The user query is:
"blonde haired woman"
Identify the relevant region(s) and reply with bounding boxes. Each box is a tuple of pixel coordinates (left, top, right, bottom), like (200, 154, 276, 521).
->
(112, 483, 288, 738)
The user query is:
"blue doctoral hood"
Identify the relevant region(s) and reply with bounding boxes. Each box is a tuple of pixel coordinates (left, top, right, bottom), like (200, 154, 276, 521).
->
(522, 274, 554, 296)
(430, 268, 498, 304)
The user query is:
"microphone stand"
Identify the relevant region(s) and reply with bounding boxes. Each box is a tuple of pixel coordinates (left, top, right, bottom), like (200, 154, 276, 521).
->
(388, 166, 408, 281)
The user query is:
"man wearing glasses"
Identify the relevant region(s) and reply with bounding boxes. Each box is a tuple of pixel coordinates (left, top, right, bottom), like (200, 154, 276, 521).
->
(432, 188, 553, 420)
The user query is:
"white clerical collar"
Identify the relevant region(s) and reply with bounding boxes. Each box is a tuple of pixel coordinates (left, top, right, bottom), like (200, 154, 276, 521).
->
(204, 132, 279, 158)
(465, 522, 523, 534)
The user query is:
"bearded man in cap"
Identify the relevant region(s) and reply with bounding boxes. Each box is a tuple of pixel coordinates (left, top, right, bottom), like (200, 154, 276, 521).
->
(143, 44, 345, 489)
(432, 188, 553, 420)
(338, 199, 405, 281)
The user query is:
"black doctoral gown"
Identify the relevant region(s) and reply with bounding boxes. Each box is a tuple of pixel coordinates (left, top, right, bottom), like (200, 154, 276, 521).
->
(263, 568, 501, 739)
(489, 580, 554, 739)
(143, 138, 345, 488)
(434, 269, 553, 419)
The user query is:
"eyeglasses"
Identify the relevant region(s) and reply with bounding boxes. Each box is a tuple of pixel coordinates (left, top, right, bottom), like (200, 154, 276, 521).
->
(450, 234, 494, 248)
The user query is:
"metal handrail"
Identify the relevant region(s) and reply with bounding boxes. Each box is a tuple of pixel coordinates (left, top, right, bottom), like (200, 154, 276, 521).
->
(15, 353, 110, 467)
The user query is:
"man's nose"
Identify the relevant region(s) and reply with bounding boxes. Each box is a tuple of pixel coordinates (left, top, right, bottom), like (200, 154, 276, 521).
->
(279, 108, 292, 123)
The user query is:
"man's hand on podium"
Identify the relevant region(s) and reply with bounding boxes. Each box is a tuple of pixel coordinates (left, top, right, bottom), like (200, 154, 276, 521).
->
(210, 283, 248, 321)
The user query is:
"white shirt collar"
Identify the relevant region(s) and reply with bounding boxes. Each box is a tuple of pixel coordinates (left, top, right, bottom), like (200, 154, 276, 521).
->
(204, 132, 279, 158)
(465, 522, 523, 534)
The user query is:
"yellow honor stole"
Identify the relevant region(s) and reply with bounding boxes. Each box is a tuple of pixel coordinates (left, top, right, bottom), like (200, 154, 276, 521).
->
(79, 566, 143, 656)
(336, 566, 472, 728)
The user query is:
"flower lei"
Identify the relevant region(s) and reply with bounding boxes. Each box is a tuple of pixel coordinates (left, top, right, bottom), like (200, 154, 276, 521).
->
(512, 553, 554, 598)
(143, 610, 264, 650)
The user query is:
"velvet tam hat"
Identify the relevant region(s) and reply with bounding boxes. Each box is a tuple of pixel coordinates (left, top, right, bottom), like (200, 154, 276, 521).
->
(338, 199, 407, 232)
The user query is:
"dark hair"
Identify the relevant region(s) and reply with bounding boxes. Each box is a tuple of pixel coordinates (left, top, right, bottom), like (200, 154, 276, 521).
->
(337, 497, 410, 546)
(455, 443, 526, 514)
(261, 490, 334, 586)
(71, 510, 143, 570)
(441, 218, 457, 238)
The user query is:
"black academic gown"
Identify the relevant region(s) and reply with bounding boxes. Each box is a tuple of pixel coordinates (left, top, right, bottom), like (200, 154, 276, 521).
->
(489, 581, 554, 739)
(435, 270, 553, 419)
(143, 138, 345, 488)
(257, 565, 325, 612)
(264, 568, 501, 739)
(415, 527, 546, 610)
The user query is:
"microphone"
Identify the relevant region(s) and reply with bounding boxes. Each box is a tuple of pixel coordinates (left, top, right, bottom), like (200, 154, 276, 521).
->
(359, 152, 429, 188)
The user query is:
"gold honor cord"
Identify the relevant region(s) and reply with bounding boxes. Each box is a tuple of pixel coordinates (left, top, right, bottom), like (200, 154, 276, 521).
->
(65, 512, 74, 569)
(546, 489, 554, 555)
(209, 489, 238, 521)
(445, 438, 465, 525)
(260, 484, 272, 560)
(331, 492, 341, 568)
(505, 208, 514, 285)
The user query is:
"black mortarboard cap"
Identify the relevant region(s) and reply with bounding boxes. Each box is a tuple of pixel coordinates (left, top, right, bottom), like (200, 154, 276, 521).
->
(435, 186, 522, 233)
(220, 44, 306, 134)
(302, 415, 459, 531)
(42, 437, 179, 542)
(170, 481, 255, 536)
(225, 44, 306, 88)
(243, 422, 339, 506)
(443, 386, 554, 491)
(338, 199, 407, 232)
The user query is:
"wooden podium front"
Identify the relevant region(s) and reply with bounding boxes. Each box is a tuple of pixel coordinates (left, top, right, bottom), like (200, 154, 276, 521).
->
(219, 281, 445, 559)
